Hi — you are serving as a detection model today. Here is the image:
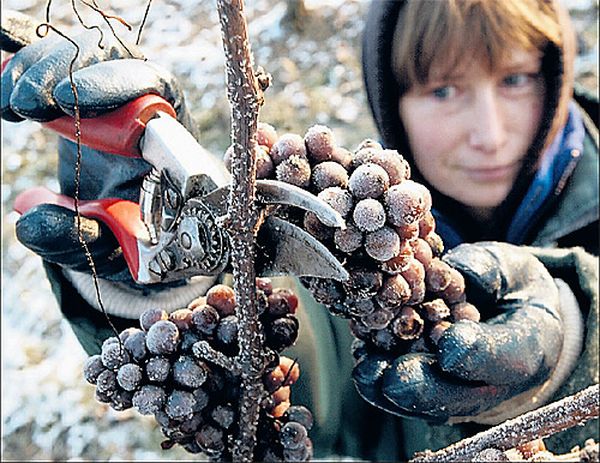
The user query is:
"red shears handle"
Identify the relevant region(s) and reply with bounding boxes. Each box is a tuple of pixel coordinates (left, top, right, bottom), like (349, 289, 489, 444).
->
(3, 54, 176, 157)
(43, 94, 176, 157)
(14, 187, 147, 280)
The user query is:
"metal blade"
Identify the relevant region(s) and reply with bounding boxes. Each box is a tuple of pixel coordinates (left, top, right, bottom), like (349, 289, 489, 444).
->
(201, 179, 346, 229)
(257, 216, 349, 281)
(256, 180, 345, 228)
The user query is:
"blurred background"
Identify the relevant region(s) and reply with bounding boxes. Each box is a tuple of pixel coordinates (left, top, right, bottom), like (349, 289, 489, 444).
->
(1, 0, 598, 460)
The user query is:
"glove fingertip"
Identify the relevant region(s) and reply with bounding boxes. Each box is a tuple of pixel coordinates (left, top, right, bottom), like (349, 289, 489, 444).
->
(352, 354, 391, 386)
(12, 76, 63, 122)
(16, 204, 79, 253)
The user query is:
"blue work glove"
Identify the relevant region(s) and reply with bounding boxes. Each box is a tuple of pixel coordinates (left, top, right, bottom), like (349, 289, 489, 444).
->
(352, 242, 570, 423)
(2, 10, 196, 283)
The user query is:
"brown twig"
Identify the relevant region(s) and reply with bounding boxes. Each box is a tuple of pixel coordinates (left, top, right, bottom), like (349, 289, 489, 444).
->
(215, 0, 266, 461)
(410, 384, 600, 463)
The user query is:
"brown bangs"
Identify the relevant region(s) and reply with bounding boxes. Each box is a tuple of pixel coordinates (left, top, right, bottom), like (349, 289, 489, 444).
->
(391, 0, 562, 93)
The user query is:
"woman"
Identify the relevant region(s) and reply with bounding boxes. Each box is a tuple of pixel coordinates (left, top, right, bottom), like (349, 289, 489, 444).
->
(354, 0, 598, 458)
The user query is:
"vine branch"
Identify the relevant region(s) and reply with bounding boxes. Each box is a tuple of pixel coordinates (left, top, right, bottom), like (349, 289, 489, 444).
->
(410, 384, 599, 462)
(215, 0, 267, 461)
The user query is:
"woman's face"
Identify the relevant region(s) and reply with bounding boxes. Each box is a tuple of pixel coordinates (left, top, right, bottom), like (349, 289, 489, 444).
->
(398, 48, 545, 213)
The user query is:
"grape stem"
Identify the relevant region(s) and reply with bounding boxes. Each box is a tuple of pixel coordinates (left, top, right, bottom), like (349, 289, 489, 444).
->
(410, 384, 599, 462)
(215, 0, 268, 461)
(192, 340, 240, 374)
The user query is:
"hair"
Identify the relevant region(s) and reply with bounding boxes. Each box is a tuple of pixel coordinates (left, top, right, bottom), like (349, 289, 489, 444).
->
(391, 0, 564, 94)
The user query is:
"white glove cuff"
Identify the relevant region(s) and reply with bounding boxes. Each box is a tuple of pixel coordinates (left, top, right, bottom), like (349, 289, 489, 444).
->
(450, 278, 584, 425)
(63, 268, 217, 319)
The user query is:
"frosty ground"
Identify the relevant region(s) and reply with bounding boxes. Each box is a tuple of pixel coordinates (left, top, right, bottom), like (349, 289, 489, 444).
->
(1, 0, 598, 460)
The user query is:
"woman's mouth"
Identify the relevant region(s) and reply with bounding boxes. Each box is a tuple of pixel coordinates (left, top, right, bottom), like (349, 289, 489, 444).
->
(463, 164, 517, 182)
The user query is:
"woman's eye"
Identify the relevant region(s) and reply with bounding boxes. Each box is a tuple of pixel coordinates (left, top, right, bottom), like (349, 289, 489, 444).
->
(431, 86, 457, 99)
(502, 73, 535, 87)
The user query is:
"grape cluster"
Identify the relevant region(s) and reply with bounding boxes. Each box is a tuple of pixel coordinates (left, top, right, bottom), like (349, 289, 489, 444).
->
(228, 123, 479, 355)
(83, 279, 313, 461)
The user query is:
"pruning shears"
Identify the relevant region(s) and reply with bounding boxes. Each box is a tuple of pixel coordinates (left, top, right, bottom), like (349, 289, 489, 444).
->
(12, 93, 349, 284)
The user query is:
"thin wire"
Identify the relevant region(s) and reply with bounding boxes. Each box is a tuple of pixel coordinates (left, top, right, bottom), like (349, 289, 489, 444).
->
(80, 0, 137, 58)
(70, 0, 105, 48)
(37, 4, 122, 346)
(136, 0, 154, 45)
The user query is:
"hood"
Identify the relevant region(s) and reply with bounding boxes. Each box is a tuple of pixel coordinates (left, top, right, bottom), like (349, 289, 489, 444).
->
(361, 0, 577, 241)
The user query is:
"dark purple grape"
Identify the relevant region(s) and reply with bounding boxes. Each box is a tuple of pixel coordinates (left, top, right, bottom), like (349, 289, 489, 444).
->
(119, 327, 139, 343)
(348, 162, 390, 199)
(211, 404, 235, 429)
(195, 424, 225, 454)
(370, 149, 410, 185)
(317, 186, 353, 218)
(353, 198, 386, 232)
(280, 421, 308, 450)
(145, 356, 171, 383)
(180, 330, 202, 353)
(132, 385, 166, 415)
(117, 363, 143, 391)
(101, 339, 130, 370)
(256, 145, 275, 179)
(266, 316, 299, 351)
(343, 267, 383, 297)
(267, 288, 298, 317)
(283, 405, 313, 431)
(216, 316, 239, 347)
(146, 320, 180, 355)
(257, 122, 278, 149)
(180, 412, 204, 434)
(347, 297, 376, 317)
(334, 223, 363, 254)
(276, 155, 311, 188)
(365, 226, 400, 262)
(110, 389, 134, 411)
(302, 277, 344, 305)
(311, 161, 348, 190)
(270, 133, 307, 165)
(173, 355, 209, 389)
(165, 389, 196, 421)
(94, 388, 112, 404)
(191, 304, 220, 336)
(425, 258, 453, 293)
(124, 330, 148, 362)
(192, 388, 210, 412)
(384, 180, 430, 226)
(304, 124, 335, 162)
(96, 369, 118, 397)
(182, 440, 204, 454)
(139, 307, 168, 331)
(370, 327, 401, 352)
(83, 354, 105, 385)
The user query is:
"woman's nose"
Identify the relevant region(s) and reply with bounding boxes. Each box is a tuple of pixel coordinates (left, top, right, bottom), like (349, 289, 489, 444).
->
(468, 88, 507, 153)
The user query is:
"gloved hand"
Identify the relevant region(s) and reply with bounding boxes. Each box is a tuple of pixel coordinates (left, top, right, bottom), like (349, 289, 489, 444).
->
(2, 10, 197, 284)
(352, 242, 572, 424)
